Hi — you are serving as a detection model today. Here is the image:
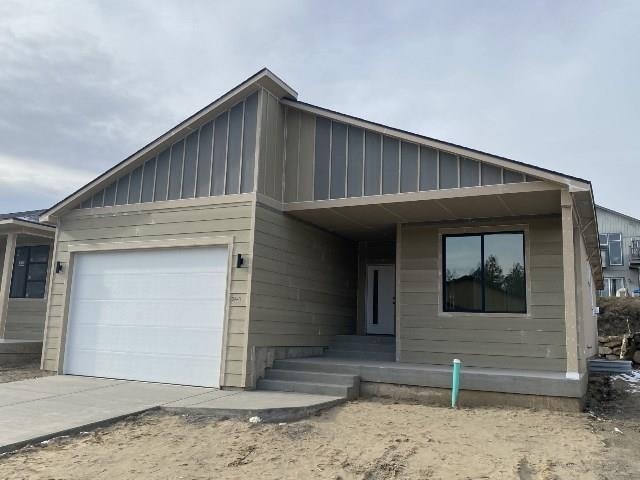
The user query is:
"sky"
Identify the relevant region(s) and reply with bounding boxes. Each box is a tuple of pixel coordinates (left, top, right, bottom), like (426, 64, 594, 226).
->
(1, 0, 638, 217)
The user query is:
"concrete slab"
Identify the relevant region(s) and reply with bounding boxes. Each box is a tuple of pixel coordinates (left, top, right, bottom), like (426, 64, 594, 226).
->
(164, 390, 345, 422)
(0, 375, 345, 454)
(164, 389, 239, 407)
(0, 376, 210, 454)
(0, 386, 57, 407)
(1, 375, 124, 395)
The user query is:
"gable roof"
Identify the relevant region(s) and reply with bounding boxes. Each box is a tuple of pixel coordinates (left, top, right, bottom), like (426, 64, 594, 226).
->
(282, 99, 591, 191)
(40, 68, 296, 222)
(0, 209, 55, 235)
(0, 209, 46, 223)
(596, 205, 640, 224)
(40, 67, 593, 222)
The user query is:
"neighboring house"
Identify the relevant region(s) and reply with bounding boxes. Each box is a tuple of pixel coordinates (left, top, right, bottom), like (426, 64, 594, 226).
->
(0, 210, 55, 343)
(37, 69, 602, 407)
(595, 205, 640, 297)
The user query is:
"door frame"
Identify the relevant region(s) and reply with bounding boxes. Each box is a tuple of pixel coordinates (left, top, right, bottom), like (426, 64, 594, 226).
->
(365, 263, 396, 336)
(57, 236, 234, 387)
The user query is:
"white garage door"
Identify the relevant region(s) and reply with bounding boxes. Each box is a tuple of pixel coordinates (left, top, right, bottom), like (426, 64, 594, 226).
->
(63, 246, 228, 387)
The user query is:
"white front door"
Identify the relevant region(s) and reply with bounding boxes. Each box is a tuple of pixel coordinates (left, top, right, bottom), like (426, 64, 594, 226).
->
(366, 264, 395, 335)
(63, 246, 229, 388)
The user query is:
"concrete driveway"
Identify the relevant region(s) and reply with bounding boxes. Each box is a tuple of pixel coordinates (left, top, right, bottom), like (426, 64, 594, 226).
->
(0, 375, 344, 454)
(0, 375, 224, 453)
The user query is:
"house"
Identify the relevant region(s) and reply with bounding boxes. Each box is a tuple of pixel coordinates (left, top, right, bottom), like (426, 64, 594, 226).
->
(595, 205, 640, 297)
(0, 210, 55, 363)
(37, 69, 602, 408)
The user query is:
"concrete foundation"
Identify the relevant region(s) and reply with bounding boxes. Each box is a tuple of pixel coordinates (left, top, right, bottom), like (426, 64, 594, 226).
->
(0, 340, 42, 365)
(360, 382, 585, 413)
(270, 356, 587, 399)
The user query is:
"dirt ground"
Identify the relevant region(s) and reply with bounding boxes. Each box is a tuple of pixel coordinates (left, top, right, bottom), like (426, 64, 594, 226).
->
(0, 373, 639, 480)
(0, 362, 53, 384)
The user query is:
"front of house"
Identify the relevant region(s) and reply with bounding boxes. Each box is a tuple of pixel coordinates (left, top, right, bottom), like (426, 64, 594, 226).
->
(38, 69, 602, 406)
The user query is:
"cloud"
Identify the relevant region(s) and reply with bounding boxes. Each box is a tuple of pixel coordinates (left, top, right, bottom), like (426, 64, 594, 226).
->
(0, 154, 94, 205)
(0, 1, 639, 217)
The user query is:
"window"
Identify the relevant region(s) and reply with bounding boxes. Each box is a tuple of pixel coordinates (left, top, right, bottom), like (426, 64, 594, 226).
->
(600, 233, 623, 266)
(597, 277, 625, 297)
(443, 232, 526, 313)
(9, 245, 50, 299)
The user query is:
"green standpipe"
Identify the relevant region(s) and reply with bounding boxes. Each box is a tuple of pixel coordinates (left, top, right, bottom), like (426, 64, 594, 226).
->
(451, 359, 461, 408)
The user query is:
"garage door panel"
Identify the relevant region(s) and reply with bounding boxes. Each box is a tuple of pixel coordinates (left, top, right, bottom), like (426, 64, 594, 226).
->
(67, 350, 220, 387)
(66, 324, 224, 355)
(75, 248, 228, 273)
(73, 272, 228, 301)
(64, 247, 229, 387)
(70, 299, 225, 329)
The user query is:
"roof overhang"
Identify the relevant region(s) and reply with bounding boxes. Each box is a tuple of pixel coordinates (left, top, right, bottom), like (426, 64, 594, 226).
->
(0, 219, 56, 238)
(595, 204, 640, 224)
(39, 68, 297, 223)
(573, 189, 604, 290)
(282, 99, 592, 193)
(279, 181, 563, 240)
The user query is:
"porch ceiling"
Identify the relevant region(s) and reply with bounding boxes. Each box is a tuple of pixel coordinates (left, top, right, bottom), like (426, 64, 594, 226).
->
(284, 186, 561, 240)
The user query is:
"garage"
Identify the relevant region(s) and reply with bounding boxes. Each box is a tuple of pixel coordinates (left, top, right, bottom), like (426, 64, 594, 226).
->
(63, 246, 229, 387)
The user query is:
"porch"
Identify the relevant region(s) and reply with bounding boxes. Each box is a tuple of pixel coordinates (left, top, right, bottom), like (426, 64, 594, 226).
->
(257, 335, 584, 409)
(0, 214, 55, 350)
(251, 180, 600, 405)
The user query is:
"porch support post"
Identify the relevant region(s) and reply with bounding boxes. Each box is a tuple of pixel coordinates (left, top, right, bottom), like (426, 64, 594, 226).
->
(0, 233, 17, 339)
(561, 190, 580, 378)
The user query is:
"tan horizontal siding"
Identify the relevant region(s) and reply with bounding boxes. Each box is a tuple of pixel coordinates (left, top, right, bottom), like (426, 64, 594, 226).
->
(41, 199, 254, 388)
(398, 216, 566, 372)
(5, 299, 47, 341)
(247, 203, 357, 374)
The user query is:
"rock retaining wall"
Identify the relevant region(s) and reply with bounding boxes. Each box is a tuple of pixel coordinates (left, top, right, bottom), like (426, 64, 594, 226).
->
(598, 333, 640, 364)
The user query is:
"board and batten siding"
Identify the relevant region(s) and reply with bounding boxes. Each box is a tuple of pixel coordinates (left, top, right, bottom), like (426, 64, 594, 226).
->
(398, 216, 567, 372)
(283, 105, 539, 204)
(256, 90, 285, 202)
(42, 197, 255, 388)
(78, 91, 260, 210)
(247, 203, 357, 377)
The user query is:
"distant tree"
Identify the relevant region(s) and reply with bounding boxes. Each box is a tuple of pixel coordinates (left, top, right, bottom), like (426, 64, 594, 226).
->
(484, 255, 504, 289)
(504, 262, 525, 299)
(446, 268, 455, 281)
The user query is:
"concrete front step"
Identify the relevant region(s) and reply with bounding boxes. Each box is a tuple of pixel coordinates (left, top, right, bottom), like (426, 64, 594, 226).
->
(325, 349, 396, 362)
(264, 368, 359, 387)
(328, 342, 395, 353)
(273, 358, 363, 375)
(332, 335, 395, 345)
(256, 378, 358, 400)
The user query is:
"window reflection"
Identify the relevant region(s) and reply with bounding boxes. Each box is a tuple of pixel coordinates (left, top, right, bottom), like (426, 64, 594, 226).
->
(444, 232, 526, 314)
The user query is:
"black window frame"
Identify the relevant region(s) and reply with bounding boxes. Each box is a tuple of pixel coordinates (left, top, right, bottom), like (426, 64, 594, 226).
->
(9, 245, 51, 299)
(442, 231, 527, 314)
